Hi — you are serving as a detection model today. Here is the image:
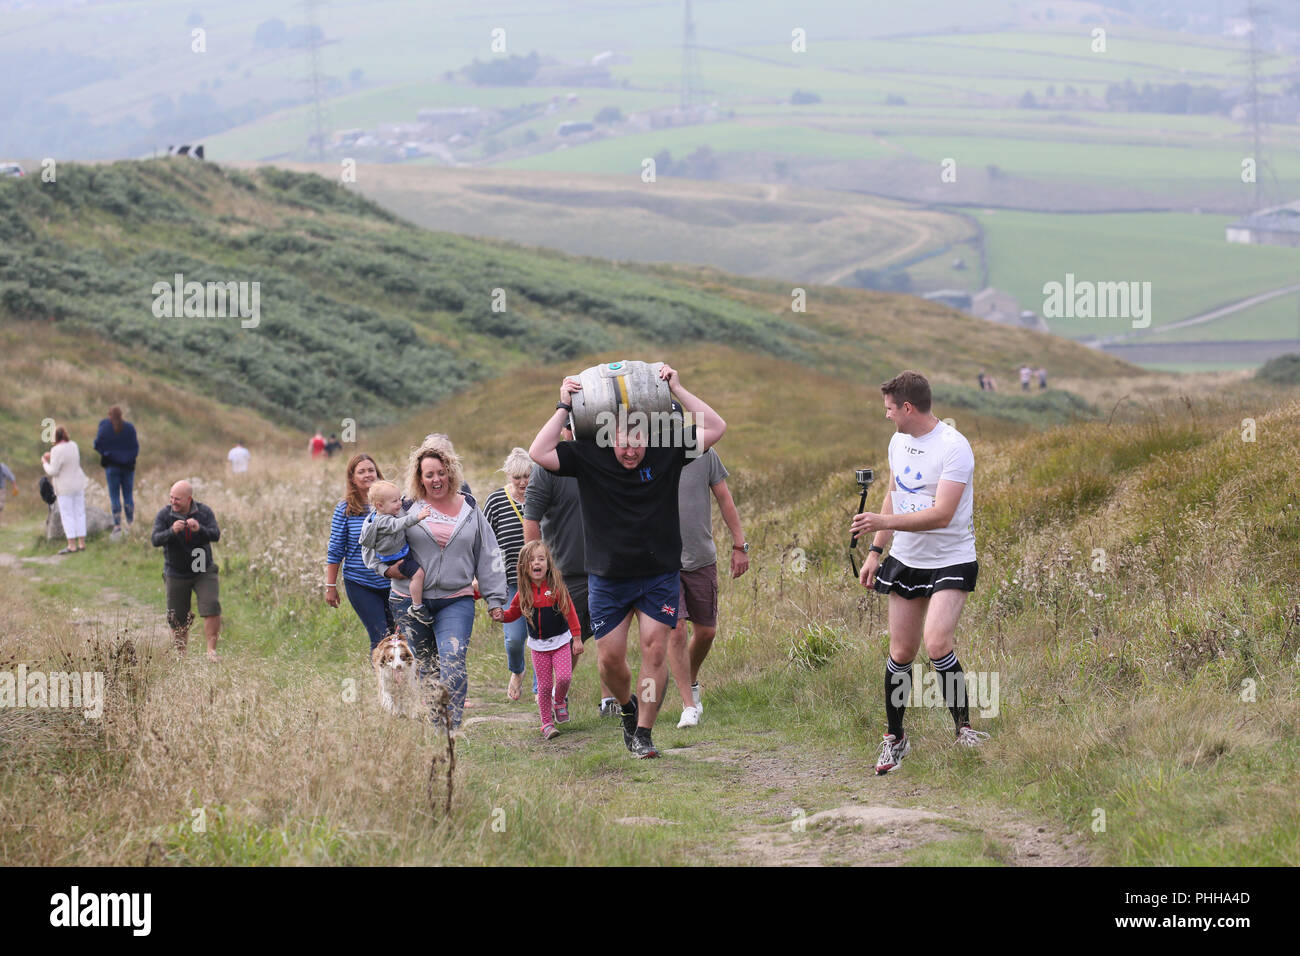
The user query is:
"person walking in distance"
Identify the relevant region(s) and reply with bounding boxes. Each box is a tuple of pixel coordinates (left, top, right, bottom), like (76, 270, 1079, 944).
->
(227, 440, 251, 475)
(668, 444, 749, 728)
(852, 370, 987, 774)
(93, 405, 139, 536)
(522, 421, 618, 716)
(309, 429, 326, 460)
(529, 364, 726, 759)
(42, 425, 89, 554)
(151, 480, 223, 661)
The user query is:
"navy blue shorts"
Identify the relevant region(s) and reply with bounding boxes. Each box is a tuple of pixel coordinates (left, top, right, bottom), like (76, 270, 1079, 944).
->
(386, 553, 421, 581)
(587, 571, 680, 639)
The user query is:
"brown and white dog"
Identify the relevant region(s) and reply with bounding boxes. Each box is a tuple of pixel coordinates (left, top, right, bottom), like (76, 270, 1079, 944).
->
(372, 633, 419, 716)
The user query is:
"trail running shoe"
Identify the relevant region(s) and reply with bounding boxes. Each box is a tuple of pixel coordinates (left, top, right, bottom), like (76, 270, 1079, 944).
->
(955, 726, 990, 747)
(677, 705, 700, 728)
(875, 733, 911, 775)
(629, 733, 659, 759)
(599, 697, 621, 718)
(620, 701, 638, 749)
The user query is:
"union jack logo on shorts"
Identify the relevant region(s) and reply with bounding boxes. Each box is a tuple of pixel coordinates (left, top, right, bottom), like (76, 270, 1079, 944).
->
(661, 603, 676, 616)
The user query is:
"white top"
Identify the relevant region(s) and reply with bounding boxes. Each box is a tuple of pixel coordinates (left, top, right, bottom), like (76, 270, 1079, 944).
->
(42, 441, 88, 496)
(227, 445, 251, 473)
(886, 420, 976, 569)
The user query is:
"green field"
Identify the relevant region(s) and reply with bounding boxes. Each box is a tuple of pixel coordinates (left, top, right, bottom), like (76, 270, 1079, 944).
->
(975, 210, 1300, 338)
(1139, 294, 1300, 344)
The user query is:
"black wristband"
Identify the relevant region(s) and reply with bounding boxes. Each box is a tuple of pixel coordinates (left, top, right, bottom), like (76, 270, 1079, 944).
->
(556, 401, 573, 412)
(869, 545, 884, 555)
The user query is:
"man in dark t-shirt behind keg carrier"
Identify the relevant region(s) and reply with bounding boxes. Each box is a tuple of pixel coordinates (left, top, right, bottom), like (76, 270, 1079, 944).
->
(529, 364, 727, 759)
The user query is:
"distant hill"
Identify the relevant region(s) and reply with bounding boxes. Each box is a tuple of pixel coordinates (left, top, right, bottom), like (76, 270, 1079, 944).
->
(0, 159, 1134, 449)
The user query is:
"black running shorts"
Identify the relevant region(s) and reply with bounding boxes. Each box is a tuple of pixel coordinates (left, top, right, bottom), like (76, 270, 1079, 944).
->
(872, 555, 978, 599)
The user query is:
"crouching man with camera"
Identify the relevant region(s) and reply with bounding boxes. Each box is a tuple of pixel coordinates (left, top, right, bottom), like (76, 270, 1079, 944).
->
(852, 370, 987, 775)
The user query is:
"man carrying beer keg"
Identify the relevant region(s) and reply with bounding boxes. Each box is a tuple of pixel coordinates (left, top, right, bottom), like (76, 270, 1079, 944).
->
(529, 363, 727, 759)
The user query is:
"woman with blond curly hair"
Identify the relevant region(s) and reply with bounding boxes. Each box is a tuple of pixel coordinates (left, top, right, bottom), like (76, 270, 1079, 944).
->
(365, 435, 507, 728)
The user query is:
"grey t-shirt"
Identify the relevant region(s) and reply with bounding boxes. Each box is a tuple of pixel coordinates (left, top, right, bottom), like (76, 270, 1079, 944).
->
(678, 448, 728, 572)
(522, 463, 586, 578)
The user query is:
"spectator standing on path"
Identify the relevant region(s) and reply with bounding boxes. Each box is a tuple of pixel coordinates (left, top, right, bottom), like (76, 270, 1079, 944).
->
(151, 479, 223, 661)
(528, 363, 727, 759)
(0, 459, 17, 521)
(93, 405, 139, 536)
(483, 447, 538, 701)
(325, 453, 395, 654)
(1037, 367, 1048, 389)
(668, 446, 749, 728)
(325, 434, 343, 457)
(852, 370, 987, 775)
(309, 429, 326, 459)
(523, 421, 617, 716)
(1019, 365, 1031, 391)
(42, 426, 89, 554)
(227, 440, 251, 474)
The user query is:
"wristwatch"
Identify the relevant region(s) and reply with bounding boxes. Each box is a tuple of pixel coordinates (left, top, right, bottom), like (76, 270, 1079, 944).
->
(869, 545, 884, 555)
(733, 542, 749, 553)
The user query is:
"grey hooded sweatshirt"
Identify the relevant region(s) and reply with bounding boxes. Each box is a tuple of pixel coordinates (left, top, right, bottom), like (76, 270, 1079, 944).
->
(363, 495, 507, 609)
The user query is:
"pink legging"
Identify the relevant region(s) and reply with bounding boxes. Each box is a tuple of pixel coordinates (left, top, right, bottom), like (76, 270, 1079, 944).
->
(531, 644, 572, 728)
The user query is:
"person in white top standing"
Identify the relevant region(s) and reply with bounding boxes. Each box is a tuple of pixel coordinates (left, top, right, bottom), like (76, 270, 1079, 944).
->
(227, 440, 251, 475)
(42, 425, 90, 554)
(851, 370, 988, 775)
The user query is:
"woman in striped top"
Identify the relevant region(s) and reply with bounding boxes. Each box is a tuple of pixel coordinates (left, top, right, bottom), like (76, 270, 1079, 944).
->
(325, 453, 394, 652)
(483, 447, 532, 700)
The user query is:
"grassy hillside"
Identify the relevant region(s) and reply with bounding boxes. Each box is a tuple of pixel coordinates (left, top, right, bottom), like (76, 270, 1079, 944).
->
(265, 163, 976, 287)
(0, 159, 1134, 441)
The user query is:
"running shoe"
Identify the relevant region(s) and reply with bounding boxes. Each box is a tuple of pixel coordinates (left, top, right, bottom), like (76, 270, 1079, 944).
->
(599, 697, 621, 718)
(875, 733, 911, 775)
(542, 724, 559, 740)
(554, 696, 570, 723)
(620, 704, 638, 749)
(628, 733, 659, 759)
(677, 705, 700, 728)
(955, 726, 990, 747)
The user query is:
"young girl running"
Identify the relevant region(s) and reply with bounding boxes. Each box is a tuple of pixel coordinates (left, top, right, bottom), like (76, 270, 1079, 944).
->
(502, 540, 582, 740)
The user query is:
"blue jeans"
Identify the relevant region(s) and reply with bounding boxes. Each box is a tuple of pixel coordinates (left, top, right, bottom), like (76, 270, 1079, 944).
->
(104, 466, 134, 526)
(344, 579, 393, 653)
(503, 584, 529, 674)
(390, 593, 475, 727)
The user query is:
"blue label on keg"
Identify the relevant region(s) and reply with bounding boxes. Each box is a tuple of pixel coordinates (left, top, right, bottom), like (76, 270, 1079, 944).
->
(607, 362, 623, 371)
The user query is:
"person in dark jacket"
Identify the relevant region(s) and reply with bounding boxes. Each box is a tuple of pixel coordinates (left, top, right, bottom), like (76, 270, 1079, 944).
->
(151, 479, 222, 660)
(93, 405, 139, 535)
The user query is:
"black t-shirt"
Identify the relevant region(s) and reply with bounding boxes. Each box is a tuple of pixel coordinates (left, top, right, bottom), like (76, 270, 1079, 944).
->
(553, 428, 695, 578)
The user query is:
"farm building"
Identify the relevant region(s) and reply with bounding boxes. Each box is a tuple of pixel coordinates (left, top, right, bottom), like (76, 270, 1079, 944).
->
(1225, 201, 1300, 247)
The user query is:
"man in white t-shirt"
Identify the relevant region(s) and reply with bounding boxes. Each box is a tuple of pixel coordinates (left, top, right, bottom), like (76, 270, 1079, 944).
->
(851, 370, 988, 775)
(227, 441, 251, 475)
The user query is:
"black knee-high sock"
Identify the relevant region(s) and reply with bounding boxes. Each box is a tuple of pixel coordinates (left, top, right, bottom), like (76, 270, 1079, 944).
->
(884, 657, 912, 739)
(931, 650, 969, 729)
